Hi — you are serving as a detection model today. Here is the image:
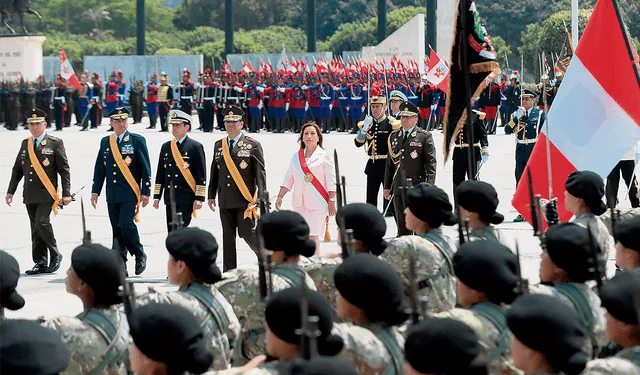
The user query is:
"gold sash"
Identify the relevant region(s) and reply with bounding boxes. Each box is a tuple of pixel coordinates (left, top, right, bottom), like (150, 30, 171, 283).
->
(109, 134, 141, 222)
(170, 139, 197, 218)
(221, 137, 259, 220)
(27, 137, 60, 215)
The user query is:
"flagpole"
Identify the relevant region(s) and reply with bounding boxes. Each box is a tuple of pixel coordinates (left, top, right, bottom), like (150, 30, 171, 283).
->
(571, 0, 579, 48)
(459, 0, 477, 180)
(541, 51, 553, 199)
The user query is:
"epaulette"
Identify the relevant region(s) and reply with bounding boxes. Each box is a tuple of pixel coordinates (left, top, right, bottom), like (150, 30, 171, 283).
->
(48, 135, 57, 141)
(388, 115, 401, 130)
(245, 136, 256, 143)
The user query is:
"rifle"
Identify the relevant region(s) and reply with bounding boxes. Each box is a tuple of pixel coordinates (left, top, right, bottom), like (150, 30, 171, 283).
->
(514, 240, 529, 295)
(80, 198, 91, 244)
(256, 168, 270, 301)
(296, 269, 320, 360)
(526, 169, 541, 237)
(168, 182, 184, 231)
(114, 239, 136, 317)
(334, 150, 353, 259)
(587, 225, 605, 295)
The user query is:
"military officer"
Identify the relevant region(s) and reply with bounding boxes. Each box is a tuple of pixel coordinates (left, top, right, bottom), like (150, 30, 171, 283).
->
(452, 109, 489, 196)
(613, 216, 640, 270)
(91, 107, 151, 276)
(157, 72, 174, 132)
(388, 90, 407, 118)
(504, 88, 545, 222)
(153, 110, 206, 231)
(39, 243, 130, 374)
(6, 108, 71, 275)
(208, 105, 266, 271)
(354, 87, 400, 212)
(384, 101, 437, 236)
(505, 73, 521, 118)
(177, 68, 196, 116)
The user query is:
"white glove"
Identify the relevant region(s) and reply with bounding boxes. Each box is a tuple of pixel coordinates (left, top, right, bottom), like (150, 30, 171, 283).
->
(481, 152, 489, 164)
(258, 100, 263, 110)
(305, 102, 309, 111)
(419, 81, 426, 88)
(430, 104, 437, 112)
(301, 85, 309, 90)
(362, 115, 373, 132)
(332, 86, 339, 91)
(49, 103, 54, 109)
(514, 107, 525, 121)
(234, 86, 243, 93)
(256, 86, 265, 93)
(362, 86, 368, 91)
(223, 85, 230, 90)
(329, 103, 333, 111)
(285, 102, 290, 111)
(277, 87, 286, 93)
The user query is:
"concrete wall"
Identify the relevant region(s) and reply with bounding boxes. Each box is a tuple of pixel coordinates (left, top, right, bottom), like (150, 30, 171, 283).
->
(83, 55, 203, 83)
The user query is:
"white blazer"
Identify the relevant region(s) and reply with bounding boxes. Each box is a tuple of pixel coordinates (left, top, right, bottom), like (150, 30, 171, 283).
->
(281, 147, 336, 210)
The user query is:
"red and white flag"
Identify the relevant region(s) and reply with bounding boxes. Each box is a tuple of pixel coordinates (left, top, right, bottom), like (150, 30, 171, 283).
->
(59, 45, 80, 90)
(425, 47, 450, 94)
(512, 0, 640, 223)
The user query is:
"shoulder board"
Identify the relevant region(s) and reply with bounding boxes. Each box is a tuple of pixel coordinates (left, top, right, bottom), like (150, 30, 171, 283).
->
(47, 135, 57, 141)
(387, 115, 397, 122)
(245, 136, 256, 143)
(417, 127, 430, 134)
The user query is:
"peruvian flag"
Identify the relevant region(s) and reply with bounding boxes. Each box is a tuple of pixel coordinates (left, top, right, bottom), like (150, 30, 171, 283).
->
(512, 0, 640, 224)
(425, 47, 450, 94)
(59, 45, 80, 90)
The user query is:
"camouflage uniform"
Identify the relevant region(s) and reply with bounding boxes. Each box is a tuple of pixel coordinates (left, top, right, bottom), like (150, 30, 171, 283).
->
(380, 235, 456, 315)
(572, 213, 616, 259)
(39, 306, 129, 375)
(469, 225, 509, 246)
(207, 359, 296, 375)
(584, 357, 640, 375)
(333, 322, 405, 375)
(434, 306, 520, 375)
(217, 264, 317, 363)
(531, 283, 607, 358)
(599, 208, 640, 236)
(136, 283, 241, 371)
(299, 256, 342, 321)
(615, 346, 640, 368)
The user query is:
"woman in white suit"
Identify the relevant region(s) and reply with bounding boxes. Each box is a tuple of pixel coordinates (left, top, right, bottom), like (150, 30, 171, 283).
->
(276, 122, 337, 251)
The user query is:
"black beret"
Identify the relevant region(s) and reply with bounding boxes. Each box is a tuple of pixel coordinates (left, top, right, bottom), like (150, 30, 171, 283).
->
(265, 287, 343, 356)
(129, 303, 213, 374)
(0, 251, 25, 311)
(71, 243, 122, 306)
(453, 240, 518, 304)
(334, 253, 408, 325)
(406, 185, 457, 227)
(456, 180, 504, 224)
(565, 171, 607, 216)
(544, 223, 600, 283)
(166, 227, 221, 284)
(600, 270, 640, 325)
(336, 203, 387, 255)
(260, 211, 316, 257)
(614, 216, 640, 252)
(405, 318, 484, 374)
(0, 319, 69, 375)
(507, 294, 588, 375)
(290, 357, 358, 375)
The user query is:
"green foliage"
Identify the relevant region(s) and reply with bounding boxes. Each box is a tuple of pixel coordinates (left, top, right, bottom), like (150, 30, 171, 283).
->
(491, 36, 512, 68)
(155, 48, 188, 55)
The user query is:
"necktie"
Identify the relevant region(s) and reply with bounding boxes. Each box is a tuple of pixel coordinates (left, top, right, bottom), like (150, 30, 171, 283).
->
(404, 131, 410, 141)
(229, 139, 235, 149)
(34, 138, 39, 148)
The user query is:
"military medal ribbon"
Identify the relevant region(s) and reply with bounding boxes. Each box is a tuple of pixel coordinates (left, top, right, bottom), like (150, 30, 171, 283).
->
(27, 137, 61, 215)
(221, 137, 259, 220)
(109, 134, 142, 222)
(170, 139, 197, 218)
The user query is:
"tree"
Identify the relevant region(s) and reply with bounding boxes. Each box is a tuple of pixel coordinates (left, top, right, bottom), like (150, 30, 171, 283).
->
(83, 6, 112, 41)
(155, 48, 188, 55)
(491, 36, 512, 69)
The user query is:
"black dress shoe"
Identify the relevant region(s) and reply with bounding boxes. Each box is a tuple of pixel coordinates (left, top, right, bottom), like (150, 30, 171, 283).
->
(135, 254, 147, 275)
(513, 214, 525, 222)
(46, 254, 63, 273)
(25, 263, 48, 275)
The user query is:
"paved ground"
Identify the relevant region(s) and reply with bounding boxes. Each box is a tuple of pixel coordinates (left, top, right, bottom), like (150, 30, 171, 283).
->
(1, 117, 629, 319)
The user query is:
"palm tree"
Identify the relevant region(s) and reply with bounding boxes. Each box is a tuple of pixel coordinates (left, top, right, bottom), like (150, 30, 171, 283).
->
(83, 6, 112, 41)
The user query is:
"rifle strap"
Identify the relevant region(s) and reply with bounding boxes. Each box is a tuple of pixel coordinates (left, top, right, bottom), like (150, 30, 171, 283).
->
(272, 265, 303, 287)
(470, 302, 510, 363)
(78, 309, 128, 375)
(423, 230, 455, 276)
(185, 283, 230, 334)
(555, 284, 597, 348)
(365, 325, 404, 375)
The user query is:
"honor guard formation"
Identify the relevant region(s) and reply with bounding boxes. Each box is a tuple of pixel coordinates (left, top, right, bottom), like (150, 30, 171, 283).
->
(3, 1, 640, 375)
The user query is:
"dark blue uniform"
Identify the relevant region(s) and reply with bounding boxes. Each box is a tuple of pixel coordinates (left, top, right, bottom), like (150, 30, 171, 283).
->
(92, 130, 152, 269)
(504, 107, 545, 185)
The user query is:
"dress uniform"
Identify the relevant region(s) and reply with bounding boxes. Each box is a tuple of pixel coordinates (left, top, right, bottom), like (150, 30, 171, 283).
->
(145, 72, 159, 129)
(129, 80, 144, 124)
(88, 72, 103, 129)
(177, 68, 195, 116)
(504, 89, 545, 188)
(53, 75, 68, 131)
(354, 90, 400, 211)
(208, 105, 266, 271)
(384, 101, 437, 236)
(91, 107, 150, 275)
(200, 69, 217, 132)
(157, 72, 174, 132)
(154, 110, 207, 231)
(7, 109, 70, 275)
(505, 74, 521, 118)
(452, 109, 489, 196)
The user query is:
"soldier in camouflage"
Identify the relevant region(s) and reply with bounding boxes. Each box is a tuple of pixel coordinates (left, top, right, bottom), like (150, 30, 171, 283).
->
(288, 356, 358, 375)
(507, 294, 590, 375)
(39, 243, 130, 375)
(583, 357, 640, 375)
(434, 240, 520, 375)
(301, 203, 388, 319)
(135, 227, 240, 371)
(404, 318, 487, 375)
(0, 250, 26, 318)
(456, 180, 508, 245)
(128, 303, 213, 375)
(613, 216, 640, 271)
(216, 288, 345, 374)
(332, 254, 408, 374)
(217, 210, 318, 364)
(530, 223, 607, 358)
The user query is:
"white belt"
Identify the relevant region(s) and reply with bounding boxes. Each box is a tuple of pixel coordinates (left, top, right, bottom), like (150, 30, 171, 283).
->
(517, 139, 537, 145)
(180, 96, 192, 99)
(320, 96, 331, 100)
(351, 96, 362, 100)
(92, 96, 100, 100)
(203, 97, 215, 100)
(54, 96, 65, 100)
